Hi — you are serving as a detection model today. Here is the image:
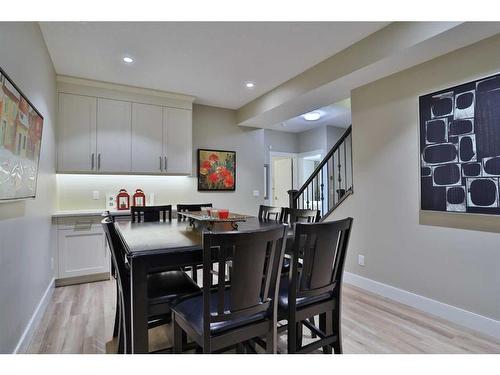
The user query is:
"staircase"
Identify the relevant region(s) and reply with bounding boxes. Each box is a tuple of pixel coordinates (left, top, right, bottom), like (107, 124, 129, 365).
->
(287, 125, 353, 221)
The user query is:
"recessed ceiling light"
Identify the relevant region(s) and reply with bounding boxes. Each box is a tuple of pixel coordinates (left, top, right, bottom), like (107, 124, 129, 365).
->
(303, 112, 321, 121)
(122, 56, 134, 64)
(245, 82, 255, 88)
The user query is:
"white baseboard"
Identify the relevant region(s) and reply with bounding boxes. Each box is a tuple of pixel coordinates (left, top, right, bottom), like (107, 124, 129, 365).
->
(13, 277, 55, 354)
(343, 272, 500, 340)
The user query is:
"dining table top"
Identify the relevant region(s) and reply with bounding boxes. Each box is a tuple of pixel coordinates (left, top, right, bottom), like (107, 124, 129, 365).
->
(115, 217, 288, 258)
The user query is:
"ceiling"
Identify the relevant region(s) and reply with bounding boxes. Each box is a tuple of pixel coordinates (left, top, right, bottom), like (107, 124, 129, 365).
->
(274, 99, 351, 133)
(39, 22, 388, 109)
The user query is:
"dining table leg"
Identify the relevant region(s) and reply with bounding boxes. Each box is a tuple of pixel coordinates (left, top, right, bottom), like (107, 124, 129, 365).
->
(130, 257, 149, 354)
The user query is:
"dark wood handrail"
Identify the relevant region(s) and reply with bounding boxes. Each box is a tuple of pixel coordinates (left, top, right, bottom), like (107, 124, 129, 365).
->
(294, 125, 352, 198)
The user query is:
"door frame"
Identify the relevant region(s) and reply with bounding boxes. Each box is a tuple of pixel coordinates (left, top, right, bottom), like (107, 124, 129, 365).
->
(269, 151, 298, 206)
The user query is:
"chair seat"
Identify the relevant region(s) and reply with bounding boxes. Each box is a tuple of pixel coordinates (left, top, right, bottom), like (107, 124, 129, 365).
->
(147, 270, 201, 305)
(277, 275, 332, 314)
(171, 290, 268, 335)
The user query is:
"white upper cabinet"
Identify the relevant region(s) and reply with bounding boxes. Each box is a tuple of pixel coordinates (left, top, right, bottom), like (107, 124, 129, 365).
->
(131, 103, 163, 173)
(57, 93, 97, 172)
(96, 98, 132, 173)
(57, 79, 193, 175)
(163, 107, 192, 174)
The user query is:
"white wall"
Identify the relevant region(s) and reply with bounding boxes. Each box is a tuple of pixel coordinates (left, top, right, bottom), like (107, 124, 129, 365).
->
(57, 104, 266, 215)
(297, 126, 327, 154)
(0, 23, 57, 353)
(263, 129, 299, 165)
(330, 34, 500, 321)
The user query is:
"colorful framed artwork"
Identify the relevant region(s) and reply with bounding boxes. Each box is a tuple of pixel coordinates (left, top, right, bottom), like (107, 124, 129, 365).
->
(197, 149, 236, 191)
(0, 66, 44, 201)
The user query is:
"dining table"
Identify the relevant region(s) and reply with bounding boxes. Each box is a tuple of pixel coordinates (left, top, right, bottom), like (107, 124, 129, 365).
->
(115, 216, 289, 353)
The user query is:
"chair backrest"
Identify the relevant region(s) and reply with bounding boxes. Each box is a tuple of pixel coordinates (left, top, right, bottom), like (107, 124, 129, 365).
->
(101, 216, 129, 351)
(131, 205, 172, 223)
(288, 218, 353, 306)
(258, 205, 281, 222)
(102, 217, 129, 285)
(202, 225, 287, 333)
(177, 203, 213, 221)
(280, 207, 320, 225)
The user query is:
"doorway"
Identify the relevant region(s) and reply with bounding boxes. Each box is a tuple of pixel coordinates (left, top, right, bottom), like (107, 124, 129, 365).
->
(270, 152, 298, 207)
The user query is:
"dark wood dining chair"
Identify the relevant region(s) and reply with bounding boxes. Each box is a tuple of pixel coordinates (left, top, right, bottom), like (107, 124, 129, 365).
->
(278, 207, 319, 273)
(275, 218, 353, 354)
(279, 207, 320, 225)
(176, 203, 213, 282)
(171, 225, 288, 354)
(176, 203, 213, 221)
(258, 205, 282, 222)
(131, 205, 172, 223)
(102, 216, 201, 353)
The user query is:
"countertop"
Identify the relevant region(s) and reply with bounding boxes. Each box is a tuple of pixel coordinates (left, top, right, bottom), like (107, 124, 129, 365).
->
(52, 208, 131, 218)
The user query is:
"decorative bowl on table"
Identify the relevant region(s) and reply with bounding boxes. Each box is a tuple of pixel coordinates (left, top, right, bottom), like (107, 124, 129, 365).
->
(178, 209, 249, 231)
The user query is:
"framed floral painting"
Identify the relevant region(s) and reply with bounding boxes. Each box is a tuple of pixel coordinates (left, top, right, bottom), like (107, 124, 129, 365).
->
(197, 149, 236, 191)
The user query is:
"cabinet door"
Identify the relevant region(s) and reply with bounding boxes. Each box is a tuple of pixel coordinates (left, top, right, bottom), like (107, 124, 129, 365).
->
(96, 98, 132, 173)
(163, 107, 192, 174)
(57, 224, 110, 279)
(57, 93, 97, 172)
(131, 103, 163, 173)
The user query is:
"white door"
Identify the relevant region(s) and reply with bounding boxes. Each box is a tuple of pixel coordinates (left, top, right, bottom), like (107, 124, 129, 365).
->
(131, 103, 163, 173)
(96, 98, 132, 173)
(163, 107, 192, 174)
(272, 157, 293, 207)
(57, 225, 110, 279)
(57, 93, 97, 172)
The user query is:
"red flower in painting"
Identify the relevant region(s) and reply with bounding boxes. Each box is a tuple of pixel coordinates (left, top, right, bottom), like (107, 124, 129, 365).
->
(208, 172, 219, 184)
(209, 153, 219, 162)
(201, 160, 211, 169)
(223, 174, 234, 188)
(216, 166, 231, 177)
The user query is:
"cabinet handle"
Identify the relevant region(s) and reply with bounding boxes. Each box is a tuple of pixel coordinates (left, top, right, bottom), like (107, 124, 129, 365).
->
(98, 153, 101, 170)
(159, 156, 163, 171)
(91, 153, 95, 170)
(164, 156, 167, 172)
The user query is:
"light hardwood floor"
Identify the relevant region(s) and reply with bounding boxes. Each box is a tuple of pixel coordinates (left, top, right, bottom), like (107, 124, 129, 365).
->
(27, 280, 500, 354)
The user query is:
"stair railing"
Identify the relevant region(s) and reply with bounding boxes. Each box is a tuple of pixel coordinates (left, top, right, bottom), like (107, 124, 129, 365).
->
(288, 125, 353, 220)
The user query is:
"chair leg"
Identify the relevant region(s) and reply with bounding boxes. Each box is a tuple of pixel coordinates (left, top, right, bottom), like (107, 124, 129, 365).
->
(266, 328, 276, 354)
(319, 313, 332, 354)
(332, 306, 342, 354)
(117, 307, 125, 354)
(308, 316, 317, 338)
(113, 288, 120, 338)
(173, 316, 183, 354)
(296, 322, 303, 350)
(288, 320, 297, 354)
(192, 266, 198, 283)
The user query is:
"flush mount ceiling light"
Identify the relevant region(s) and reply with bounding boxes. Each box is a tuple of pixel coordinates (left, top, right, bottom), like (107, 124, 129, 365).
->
(122, 56, 134, 64)
(302, 111, 321, 121)
(245, 82, 255, 88)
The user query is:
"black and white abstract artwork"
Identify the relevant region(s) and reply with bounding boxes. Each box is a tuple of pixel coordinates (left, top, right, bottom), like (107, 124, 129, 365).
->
(419, 73, 500, 215)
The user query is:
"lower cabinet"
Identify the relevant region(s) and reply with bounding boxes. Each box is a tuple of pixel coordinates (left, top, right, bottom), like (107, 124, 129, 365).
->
(55, 216, 111, 286)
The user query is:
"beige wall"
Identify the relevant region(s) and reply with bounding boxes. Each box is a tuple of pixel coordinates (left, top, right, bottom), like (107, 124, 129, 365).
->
(330, 34, 500, 320)
(0, 23, 57, 352)
(57, 104, 266, 215)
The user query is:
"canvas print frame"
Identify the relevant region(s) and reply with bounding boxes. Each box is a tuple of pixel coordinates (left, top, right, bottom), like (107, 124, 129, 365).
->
(0, 66, 44, 201)
(419, 72, 500, 215)
(197, 149, 236, 191)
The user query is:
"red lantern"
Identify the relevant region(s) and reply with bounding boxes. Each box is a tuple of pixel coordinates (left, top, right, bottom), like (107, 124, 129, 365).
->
(116, 189, 130, 210)
(133, 189, 146, 207)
